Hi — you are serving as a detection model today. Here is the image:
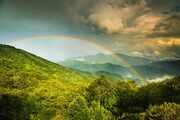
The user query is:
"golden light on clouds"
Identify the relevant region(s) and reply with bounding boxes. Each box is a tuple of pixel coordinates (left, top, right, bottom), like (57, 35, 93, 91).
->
(116, 37, 180, 59)
(156, 38, 180, 47)
(1, 0, 180, 59)
(125, 13, 162, 34)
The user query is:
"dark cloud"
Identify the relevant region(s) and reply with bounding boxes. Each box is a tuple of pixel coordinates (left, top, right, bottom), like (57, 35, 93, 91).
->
(149, 13, 180, 38)
(165, 45, 180, 58)
(79, 0, 180, 38)
(0, 0, 145, 34)
(4, 0, 90, 24)
(0, 0, 180, 59)
(146, 0, 179, 12)
(0, 0, 91, 34)
(171, 5, 180, 13)
(1, 0, 180, 37)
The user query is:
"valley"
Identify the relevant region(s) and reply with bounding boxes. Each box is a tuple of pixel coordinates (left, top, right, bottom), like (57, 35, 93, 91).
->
(0, 44, 179, 120)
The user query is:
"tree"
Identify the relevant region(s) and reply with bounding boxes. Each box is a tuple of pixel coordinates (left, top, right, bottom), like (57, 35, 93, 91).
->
(118, 113, 139, 120)
(0, 94, 32, 120)
(68, 96, 90, 120)
(136, 82, 163, 109)
(141, 102, 180, 120)
(86, 76, 117, 111)
(114, 81, 140, 114)
(161, 76, 180, 103)
(89, 101, 112, 120)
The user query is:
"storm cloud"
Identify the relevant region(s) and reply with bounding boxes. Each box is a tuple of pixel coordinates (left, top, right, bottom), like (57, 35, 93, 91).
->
(0, 0, 180, 60)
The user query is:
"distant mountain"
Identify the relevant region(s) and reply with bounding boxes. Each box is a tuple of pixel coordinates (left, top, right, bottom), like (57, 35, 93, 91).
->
(59, 60, 127, 74)
(67, 53, 154, 66)
(59, 60, 175, 81)
(149, 60, 180, 75)
(133, 66, 174, 80)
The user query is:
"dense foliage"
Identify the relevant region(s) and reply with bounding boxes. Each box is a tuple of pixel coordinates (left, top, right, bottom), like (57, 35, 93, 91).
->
(0, 44, 180, 120)
(142, 102, 180, 120)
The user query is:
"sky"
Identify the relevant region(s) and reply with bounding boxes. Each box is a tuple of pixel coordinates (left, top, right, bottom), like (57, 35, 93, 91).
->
(0, 0, 180, 61)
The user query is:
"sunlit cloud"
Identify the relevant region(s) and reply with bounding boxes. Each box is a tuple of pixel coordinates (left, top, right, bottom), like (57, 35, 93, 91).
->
(115, 38, 180, 59)
(86, 0, 147, 34)
(124, 13, 162, 34)
(0, 0, 179, 60)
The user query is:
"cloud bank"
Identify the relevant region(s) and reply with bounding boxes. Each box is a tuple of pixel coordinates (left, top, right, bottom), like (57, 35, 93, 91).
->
(0, 0, 180, 59)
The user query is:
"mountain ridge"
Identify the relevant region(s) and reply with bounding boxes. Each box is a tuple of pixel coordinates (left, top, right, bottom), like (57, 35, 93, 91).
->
(66, 52, 154, 67)
(59, 59, 179, 80)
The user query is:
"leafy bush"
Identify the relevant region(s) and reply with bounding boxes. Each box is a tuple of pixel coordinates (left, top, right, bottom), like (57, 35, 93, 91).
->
(86, 76, 117, 111)
(68, 96, 90, 120)
(142, 102, 180, 120)
(0, 94, 33, 120)
(118, 113, 140, 120)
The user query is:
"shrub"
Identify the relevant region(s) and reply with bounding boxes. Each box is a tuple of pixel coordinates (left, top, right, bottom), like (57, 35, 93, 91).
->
(142, 102, 180, 120)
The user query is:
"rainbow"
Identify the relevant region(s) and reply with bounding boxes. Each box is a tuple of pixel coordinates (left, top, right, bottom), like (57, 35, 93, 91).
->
(9, 35, 146, 83)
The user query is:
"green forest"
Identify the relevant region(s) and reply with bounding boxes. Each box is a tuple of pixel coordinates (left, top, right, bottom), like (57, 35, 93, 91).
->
(0, 44, 180, 120)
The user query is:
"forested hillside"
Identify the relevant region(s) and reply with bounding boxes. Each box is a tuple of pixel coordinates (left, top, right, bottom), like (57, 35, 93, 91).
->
(0, 44, 92, 83)
(0, 44, 94, 119)
(0, 44, 180, 120)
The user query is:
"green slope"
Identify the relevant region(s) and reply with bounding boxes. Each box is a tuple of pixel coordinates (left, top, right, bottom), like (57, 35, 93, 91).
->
(0, 44, 92, 85)
(0, 44, 93, 119)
